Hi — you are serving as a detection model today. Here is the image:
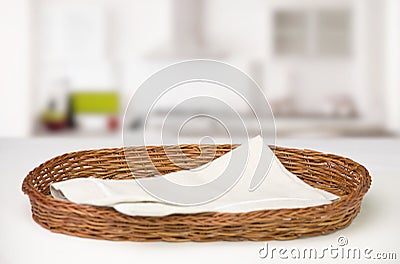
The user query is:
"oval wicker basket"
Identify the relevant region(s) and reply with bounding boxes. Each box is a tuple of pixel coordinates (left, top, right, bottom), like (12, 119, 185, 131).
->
(22, 145, 371, 242)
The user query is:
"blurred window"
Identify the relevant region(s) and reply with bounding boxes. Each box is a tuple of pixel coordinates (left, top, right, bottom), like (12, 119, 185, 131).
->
(273, 8, 351, 58)
(274, 10, 307, 56)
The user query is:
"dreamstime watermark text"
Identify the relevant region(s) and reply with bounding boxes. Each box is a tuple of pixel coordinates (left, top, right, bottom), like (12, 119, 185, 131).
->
(258, 236, 397, 260)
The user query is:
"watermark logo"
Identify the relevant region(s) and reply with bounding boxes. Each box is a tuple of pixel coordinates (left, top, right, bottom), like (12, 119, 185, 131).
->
(337, 235, 348, 247)
(258, 236, 398, 260)
(123, 60, 275, 206)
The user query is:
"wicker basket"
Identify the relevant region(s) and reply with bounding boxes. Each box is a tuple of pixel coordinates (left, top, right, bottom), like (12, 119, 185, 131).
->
(22, 144, 371, 242)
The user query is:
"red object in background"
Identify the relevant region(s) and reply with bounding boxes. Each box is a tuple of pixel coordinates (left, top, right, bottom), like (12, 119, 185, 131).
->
(44, 121, 67, 131)
(107, 116, 118, 131)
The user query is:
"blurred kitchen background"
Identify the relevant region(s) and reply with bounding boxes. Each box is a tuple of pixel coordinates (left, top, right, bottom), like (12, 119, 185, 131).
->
(1, 0, 399, 138)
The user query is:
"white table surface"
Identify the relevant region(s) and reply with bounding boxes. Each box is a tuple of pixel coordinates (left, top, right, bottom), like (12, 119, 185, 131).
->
(1, 137, 399, 264)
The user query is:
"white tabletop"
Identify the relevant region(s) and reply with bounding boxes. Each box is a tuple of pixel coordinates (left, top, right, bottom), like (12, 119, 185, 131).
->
(1, 137, 399, 264)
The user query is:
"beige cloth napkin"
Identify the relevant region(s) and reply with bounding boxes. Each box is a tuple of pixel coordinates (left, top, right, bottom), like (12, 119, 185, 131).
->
(51, 136, 338, 216)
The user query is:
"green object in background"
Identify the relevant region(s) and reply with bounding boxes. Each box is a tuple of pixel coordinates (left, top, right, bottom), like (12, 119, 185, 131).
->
(41, 110, 66, 122)
(71, 91, 119, 114)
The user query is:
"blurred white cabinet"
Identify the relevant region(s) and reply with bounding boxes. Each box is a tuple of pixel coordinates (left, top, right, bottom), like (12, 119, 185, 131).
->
(39, 1, 108, 61)
(0, 0, 32, 137)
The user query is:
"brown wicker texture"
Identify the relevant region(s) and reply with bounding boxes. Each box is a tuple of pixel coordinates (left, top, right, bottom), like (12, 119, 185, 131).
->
(22, 144, 371, 242)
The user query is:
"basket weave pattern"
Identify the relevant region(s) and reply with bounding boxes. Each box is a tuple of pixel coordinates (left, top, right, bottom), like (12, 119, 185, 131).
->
(22, 145, 371, 242)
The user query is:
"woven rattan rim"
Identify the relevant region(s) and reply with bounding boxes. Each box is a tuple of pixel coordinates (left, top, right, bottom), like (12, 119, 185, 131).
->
(22, 145, 371, 242)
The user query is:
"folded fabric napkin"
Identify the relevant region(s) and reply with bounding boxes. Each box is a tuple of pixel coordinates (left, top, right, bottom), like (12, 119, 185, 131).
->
(51, 136, 339, 216)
